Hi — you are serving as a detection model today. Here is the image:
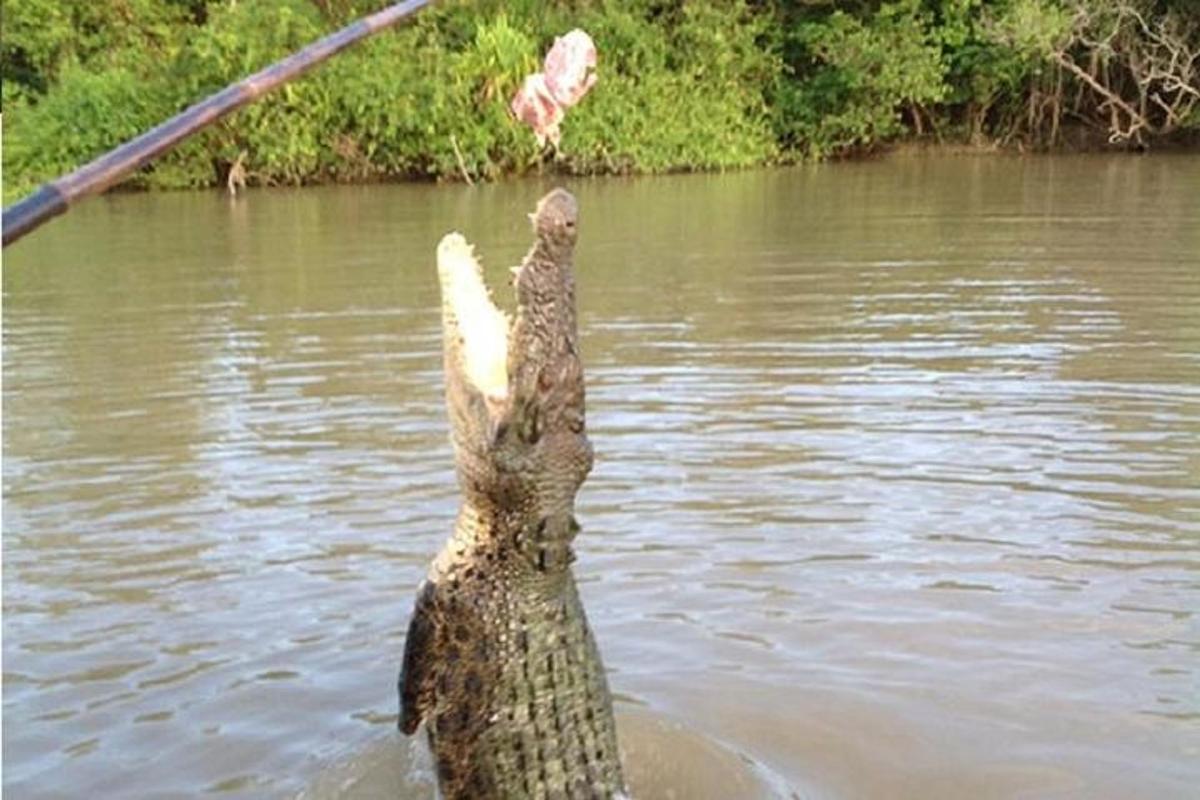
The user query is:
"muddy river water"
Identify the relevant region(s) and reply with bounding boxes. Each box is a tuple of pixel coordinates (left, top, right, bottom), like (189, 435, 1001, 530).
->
(3, 155, 1198, 798)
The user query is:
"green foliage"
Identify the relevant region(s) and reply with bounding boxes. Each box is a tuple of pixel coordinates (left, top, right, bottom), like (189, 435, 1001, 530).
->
(2, 64, 172, 199)
(926, 0, 1049, 143)
(936, 1, 1035, 103)
(775, 0, 948, 157)
(986, 0, 1073, 56)
(1, 0, 74, 103)
(1, 0, 193, 105)
(561, 1, 778, 173)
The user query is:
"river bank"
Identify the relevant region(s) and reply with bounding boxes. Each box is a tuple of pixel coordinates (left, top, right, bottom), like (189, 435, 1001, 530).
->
(4, 1, 1198, 204)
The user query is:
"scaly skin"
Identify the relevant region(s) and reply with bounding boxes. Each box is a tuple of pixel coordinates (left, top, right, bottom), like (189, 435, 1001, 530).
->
(399, 190, 626, 799)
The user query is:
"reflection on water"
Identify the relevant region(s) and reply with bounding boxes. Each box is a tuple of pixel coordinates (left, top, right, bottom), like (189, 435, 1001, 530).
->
(4, 156, 1199, 799)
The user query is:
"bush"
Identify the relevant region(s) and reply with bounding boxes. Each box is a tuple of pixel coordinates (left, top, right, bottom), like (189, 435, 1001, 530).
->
(560, 1, 778, 173)
(775, 0, 948, 158)
(2, 64, 173, 199)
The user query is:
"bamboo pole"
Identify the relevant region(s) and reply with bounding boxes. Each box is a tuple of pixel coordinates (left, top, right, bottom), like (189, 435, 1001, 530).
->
(2, 0, 433, 248)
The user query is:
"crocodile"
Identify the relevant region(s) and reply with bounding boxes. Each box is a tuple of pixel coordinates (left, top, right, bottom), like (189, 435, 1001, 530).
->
(398, 189, 627, 799)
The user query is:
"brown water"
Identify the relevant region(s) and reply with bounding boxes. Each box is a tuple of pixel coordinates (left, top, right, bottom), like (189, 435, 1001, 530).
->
(4, 156, 1199, 799)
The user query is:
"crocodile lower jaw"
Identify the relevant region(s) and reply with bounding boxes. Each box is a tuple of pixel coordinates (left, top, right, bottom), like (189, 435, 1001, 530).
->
(436, 232, 509, 405)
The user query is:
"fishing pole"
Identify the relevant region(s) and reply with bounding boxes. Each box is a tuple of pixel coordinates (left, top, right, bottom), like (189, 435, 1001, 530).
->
(1, 0, 433, 248)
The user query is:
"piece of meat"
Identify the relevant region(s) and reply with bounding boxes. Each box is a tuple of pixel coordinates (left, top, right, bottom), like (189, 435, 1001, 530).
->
(510, 29, 598, 147)
(510, 73, 564, 147)
(543, 29, 597, 109)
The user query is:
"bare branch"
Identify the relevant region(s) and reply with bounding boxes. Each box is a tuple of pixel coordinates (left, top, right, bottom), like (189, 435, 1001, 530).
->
(1053, 51, 1149, 140)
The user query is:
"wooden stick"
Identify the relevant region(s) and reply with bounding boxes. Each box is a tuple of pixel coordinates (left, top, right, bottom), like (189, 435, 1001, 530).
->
(2, 0, 432, 248)
(449, 134, 476, 186)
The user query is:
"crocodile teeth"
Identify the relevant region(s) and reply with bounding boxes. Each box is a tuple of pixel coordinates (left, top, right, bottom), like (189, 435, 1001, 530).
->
(437, 232, 510, 403)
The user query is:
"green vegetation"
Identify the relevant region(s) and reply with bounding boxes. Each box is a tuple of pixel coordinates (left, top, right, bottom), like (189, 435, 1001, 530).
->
(3, 1, 1198, 201)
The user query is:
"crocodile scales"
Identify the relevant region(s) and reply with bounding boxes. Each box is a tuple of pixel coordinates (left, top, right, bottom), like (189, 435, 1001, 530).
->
(398, 189, 627, 799)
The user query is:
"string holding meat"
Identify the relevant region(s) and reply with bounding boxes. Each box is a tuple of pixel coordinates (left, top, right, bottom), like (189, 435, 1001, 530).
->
(510, 30, 598, 147)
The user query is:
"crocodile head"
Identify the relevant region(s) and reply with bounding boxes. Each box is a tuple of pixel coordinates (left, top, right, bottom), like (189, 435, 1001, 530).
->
(435, 189, 591, 565)
(528, 188, 578, 259)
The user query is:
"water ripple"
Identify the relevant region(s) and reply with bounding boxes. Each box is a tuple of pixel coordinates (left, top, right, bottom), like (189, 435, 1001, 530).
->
(5, 159, 1200, 799)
